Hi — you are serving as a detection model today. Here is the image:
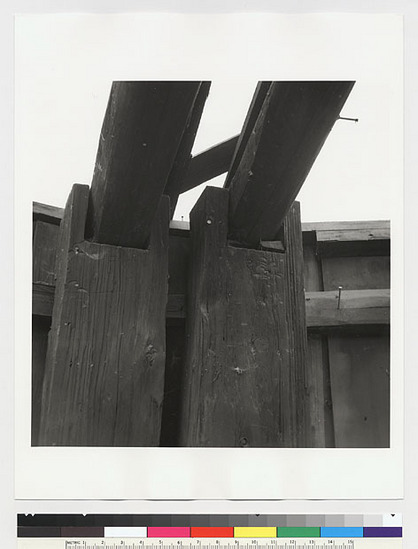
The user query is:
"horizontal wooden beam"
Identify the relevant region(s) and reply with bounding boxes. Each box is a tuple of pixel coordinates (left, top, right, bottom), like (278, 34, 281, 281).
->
(32, 283, 55, 317)
(227, 81, 355, 247)
(305, 289, 390, 329)
(33, 202, 64, 225)
(33, 201, 390, 240)
(33, 282, 186, 320)
(35, 283, 390, 330)
(180, 135, 239, 193)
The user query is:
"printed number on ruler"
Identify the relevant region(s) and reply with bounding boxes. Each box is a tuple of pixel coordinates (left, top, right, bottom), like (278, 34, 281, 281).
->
(65, 540, 356, 549)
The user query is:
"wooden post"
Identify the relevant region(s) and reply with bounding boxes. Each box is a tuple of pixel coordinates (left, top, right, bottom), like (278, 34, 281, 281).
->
(86, 81, 202, 249)
(179, 187, 309, 447)
(38, 184, 169, 446)
(227, 81, 355, 247)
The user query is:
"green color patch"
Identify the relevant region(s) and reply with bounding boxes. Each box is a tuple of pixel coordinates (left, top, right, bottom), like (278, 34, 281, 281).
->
(277, 527, 321, 538)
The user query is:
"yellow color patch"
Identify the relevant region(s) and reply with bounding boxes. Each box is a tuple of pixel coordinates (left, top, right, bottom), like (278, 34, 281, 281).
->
(234, 527, 277, 538)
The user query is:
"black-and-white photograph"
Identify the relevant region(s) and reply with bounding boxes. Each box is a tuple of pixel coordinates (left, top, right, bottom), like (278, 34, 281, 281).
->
(31, 79, 390, 448)
(15, 12, 402, 500)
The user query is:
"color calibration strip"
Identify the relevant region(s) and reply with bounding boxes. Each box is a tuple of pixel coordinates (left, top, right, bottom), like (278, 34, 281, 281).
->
(18, 526, 402, 538)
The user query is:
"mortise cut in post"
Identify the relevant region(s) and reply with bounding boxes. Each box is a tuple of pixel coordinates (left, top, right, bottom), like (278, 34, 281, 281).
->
(38, 184, 169, 446)
(179, 186, 309, 447)
(86, 81, 202, 249)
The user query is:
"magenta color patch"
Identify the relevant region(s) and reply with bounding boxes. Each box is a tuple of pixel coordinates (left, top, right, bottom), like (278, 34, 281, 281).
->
(147, 527, 191, 538)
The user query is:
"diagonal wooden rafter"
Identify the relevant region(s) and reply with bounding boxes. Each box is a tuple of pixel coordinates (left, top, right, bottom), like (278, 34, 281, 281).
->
(227, 81, 355, 247)
(85, 81, 205, 249)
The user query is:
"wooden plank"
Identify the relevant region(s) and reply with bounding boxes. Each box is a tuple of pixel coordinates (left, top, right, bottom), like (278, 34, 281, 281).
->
(328, 334, 390, 447)
(32, 221, 60, 285)
(282, 201, 312, 446)
(164, 82, 211, 216)
(306, 334, 335, 448)
(32, 281, 185, 320)
(86, 81, 202, 248)
(305, 289, 390, 329)
(317, 228, 390, 243)
(33, 201, 63, 225)
(227, 81, 355, 247)
(179, 188, 309, 447)
(316, 224, 390, 257)
(38, 185, 169, 446)
(180, 135, 239, 193)
(303, 232, 323, 292)
(32, 282, 54, 317)
(302, 220, 390, 232)
(224, 81, 272, 188)
(321, 256, 390, 291)
(32, 315, 51, 446)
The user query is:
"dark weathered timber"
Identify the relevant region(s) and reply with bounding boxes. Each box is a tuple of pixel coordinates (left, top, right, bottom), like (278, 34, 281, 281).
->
(224, 81, 272, 189)
(160, 323, 187, 447)
(38, 185, 169, 446)
(86, 81, 201, 248)
(33, 221, 60, 285)
(228, 81, 355, 247)
(306, 289, 390, 329)
(328, 334, 390, 447)
(32, 315, 51, 446)
(179, 187, 309, 447)
(180, 135, 239, 193)
(32, 282, 54, 317)
(321, 256, 390, 291)
(282, 201, 311, 446)
(33, 201, 63, 225)
(164, 82, 211, 216)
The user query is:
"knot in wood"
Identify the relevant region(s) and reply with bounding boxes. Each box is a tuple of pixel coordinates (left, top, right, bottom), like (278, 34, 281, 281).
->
(239, 436, 249, 447)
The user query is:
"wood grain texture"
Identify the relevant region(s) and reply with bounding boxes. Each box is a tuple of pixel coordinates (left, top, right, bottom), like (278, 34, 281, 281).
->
(228, 81, 355, 247)
(224, 81, 272, 189)
(328, 334, 390, 447)
(179, 187, 309, 447)
(306, 289, 390, 328)
(321, 256, 390, 291)
(86, 81, 201, 248)
(180, 135, 239, 193)
(164, 81, 211, 215)
(33, 201, 63, 224)
(33, 221, 60, 285)
(32, 282, 54, 317)
(38, 185, 169, 446)
(306, 334, 336, 448)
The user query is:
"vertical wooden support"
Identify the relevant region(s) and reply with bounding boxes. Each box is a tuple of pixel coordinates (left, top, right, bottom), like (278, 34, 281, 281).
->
(38, 184, 169, 446)
(179, 187, 309, 447)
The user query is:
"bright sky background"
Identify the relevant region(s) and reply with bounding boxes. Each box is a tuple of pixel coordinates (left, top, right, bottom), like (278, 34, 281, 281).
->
(15, 14, 402, 225)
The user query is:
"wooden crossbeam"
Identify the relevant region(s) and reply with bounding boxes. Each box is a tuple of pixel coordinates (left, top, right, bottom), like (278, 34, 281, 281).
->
(305, 289, 390, 329)
(224, 81, 272, 188)
(180, 135, 239, 193)
(86, 81, 203, 248)
(227, 81, 355, 247)
(164, 82, 211, 216)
